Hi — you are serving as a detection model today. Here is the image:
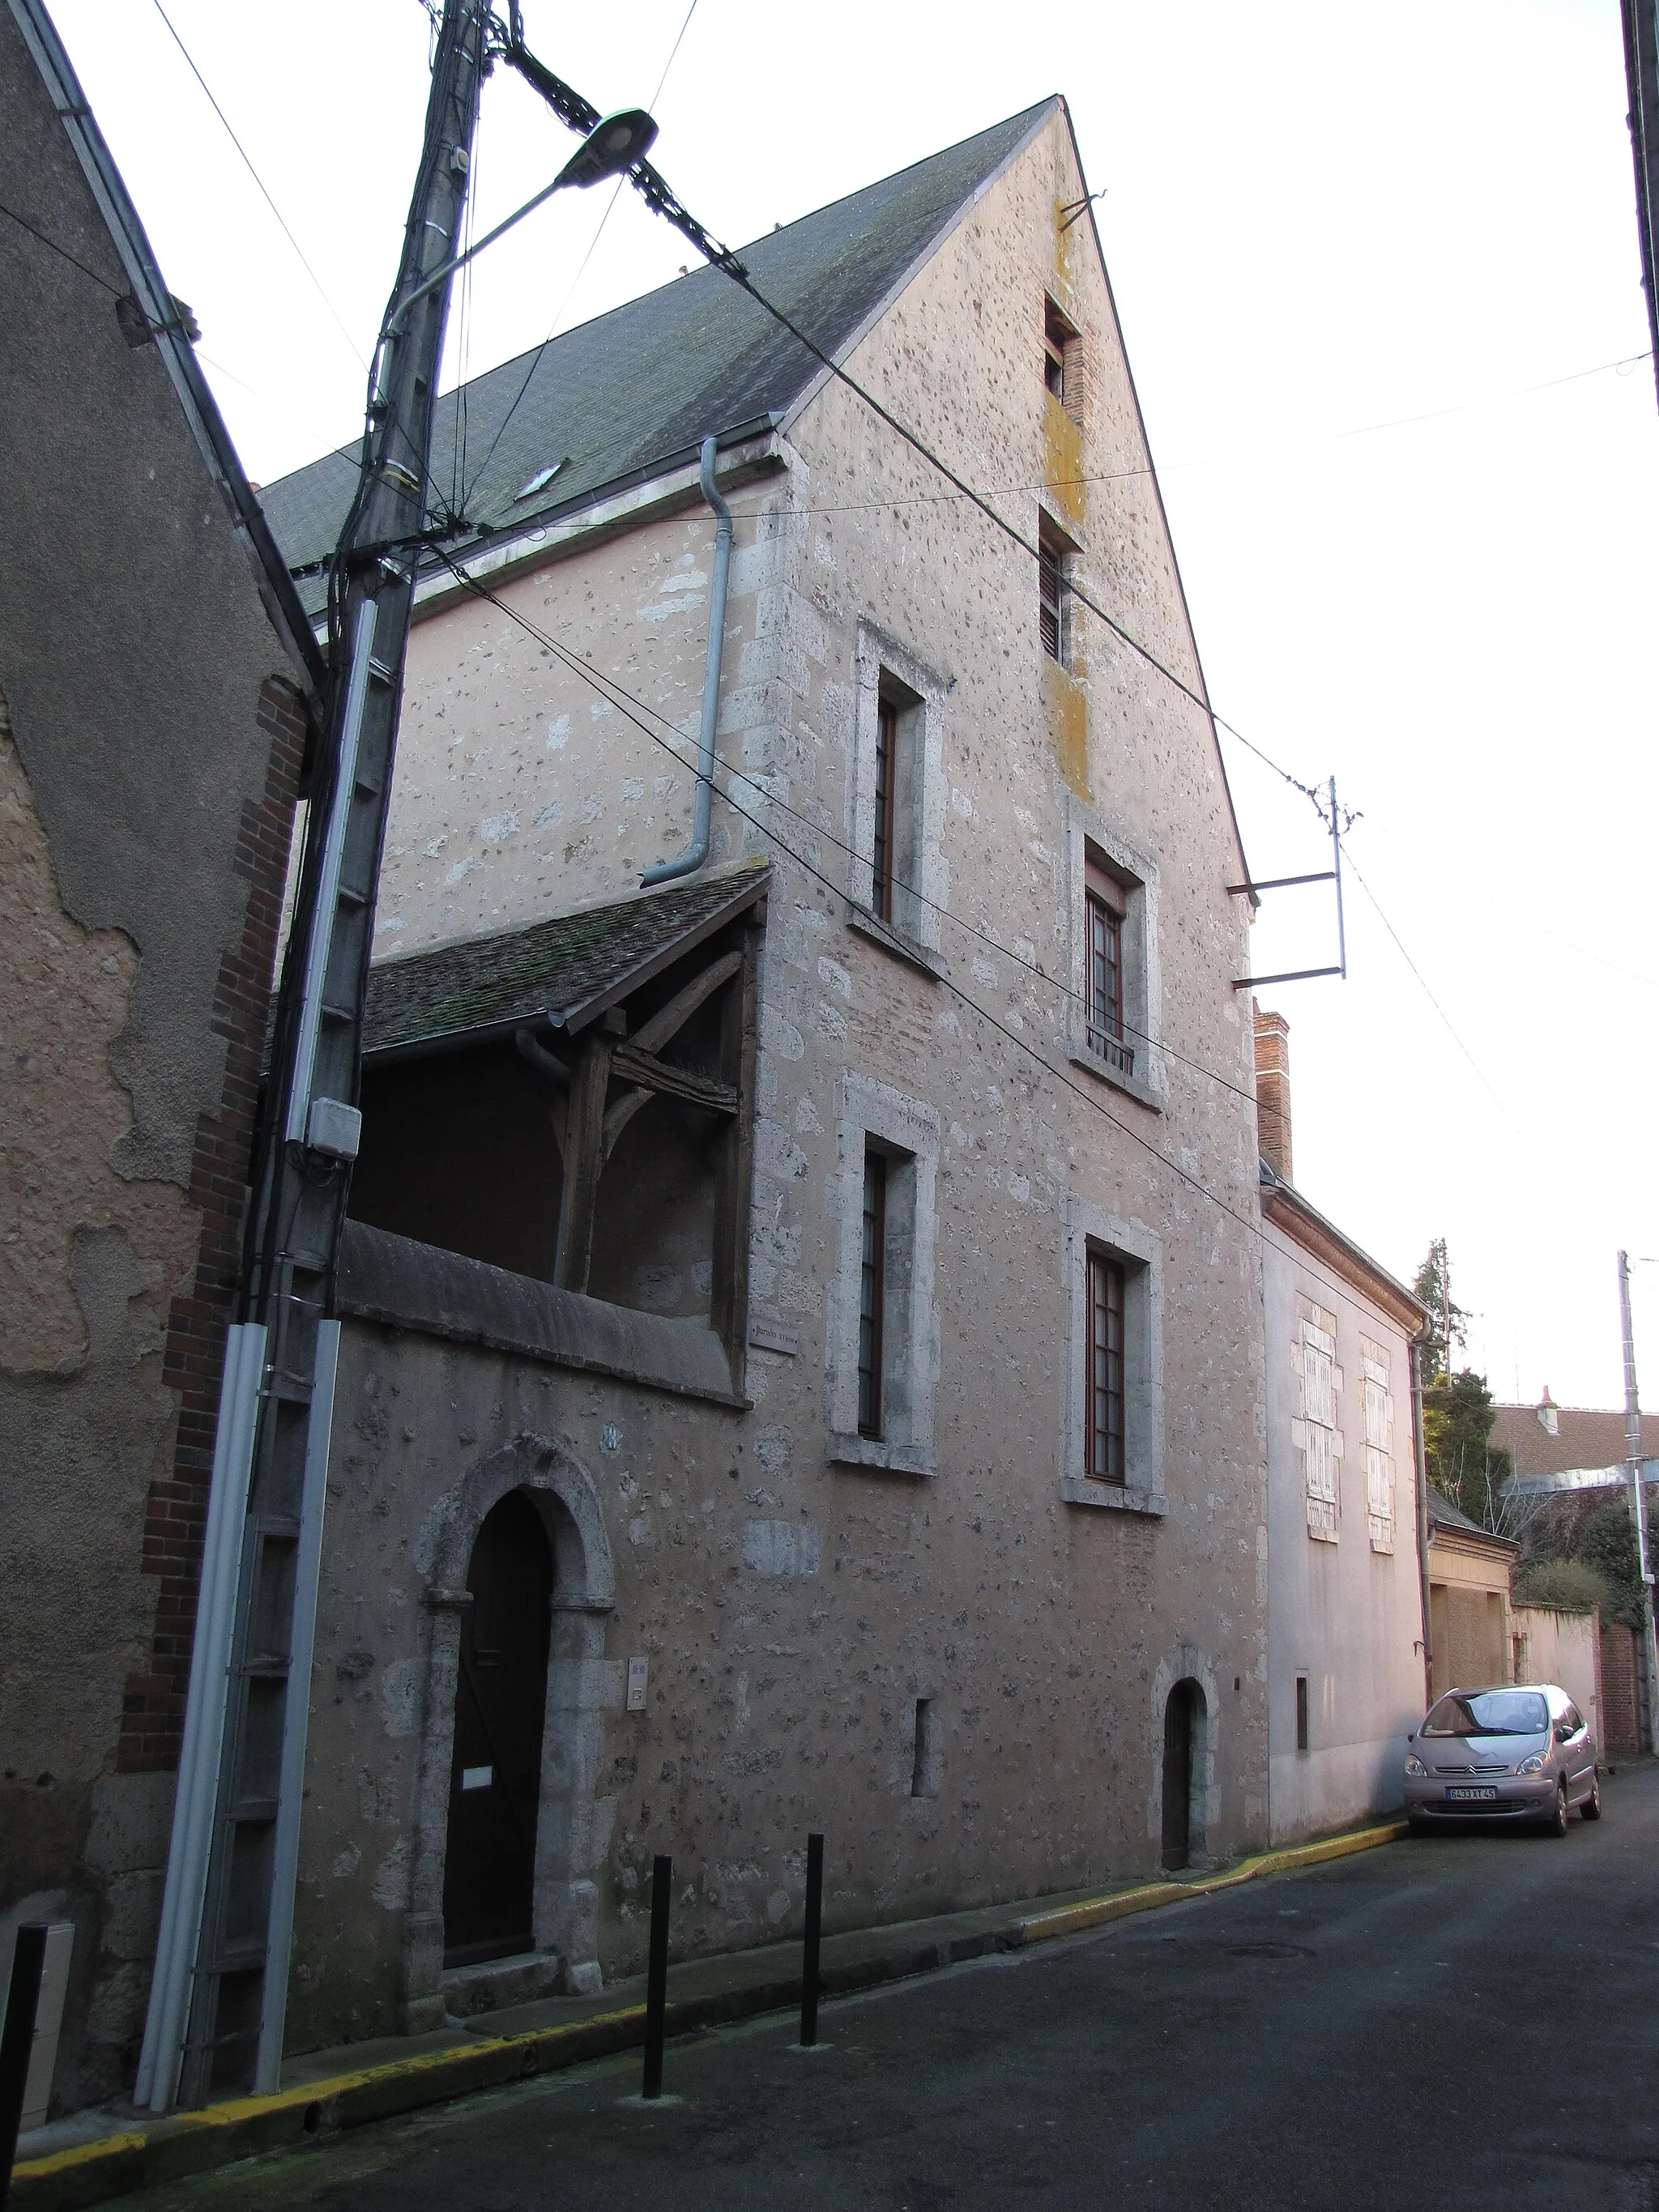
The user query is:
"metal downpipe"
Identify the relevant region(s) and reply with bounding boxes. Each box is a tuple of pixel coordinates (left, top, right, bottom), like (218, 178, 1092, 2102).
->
(642, 434, 731, 885)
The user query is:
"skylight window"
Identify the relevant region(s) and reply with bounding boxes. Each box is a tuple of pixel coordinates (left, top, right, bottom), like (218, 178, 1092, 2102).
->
(514, 460, 564, 501)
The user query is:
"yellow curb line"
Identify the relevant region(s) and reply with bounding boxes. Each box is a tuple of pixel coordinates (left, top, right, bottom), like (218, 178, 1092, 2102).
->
(1011, 1821, 1410, 1945)
(12, 1822, 1406, 2204)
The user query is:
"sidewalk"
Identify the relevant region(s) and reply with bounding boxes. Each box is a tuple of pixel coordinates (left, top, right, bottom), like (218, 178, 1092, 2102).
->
(11, 1819, 1404, 2211)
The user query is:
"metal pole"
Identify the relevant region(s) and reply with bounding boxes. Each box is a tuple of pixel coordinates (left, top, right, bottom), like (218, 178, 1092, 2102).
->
(641, 1856, 672, 2099)
(1618, 1251, 1659, 1750)
(1328, 777, 1347, 980)
(0, 1926, 46, 2207)
(800, 1833, 824, 2048)
(1410, 1336, 1435, 1708)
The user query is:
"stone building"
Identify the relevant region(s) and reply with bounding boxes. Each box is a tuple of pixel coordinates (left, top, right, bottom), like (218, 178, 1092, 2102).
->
(1254, 1008, 1429, 1842)
(0, 0, 318, 2112)
(257, 94, 1271, 2053)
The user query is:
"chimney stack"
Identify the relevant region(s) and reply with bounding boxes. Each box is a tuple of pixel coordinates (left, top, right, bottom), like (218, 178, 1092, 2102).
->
(1252, 1000, 1292, 1184)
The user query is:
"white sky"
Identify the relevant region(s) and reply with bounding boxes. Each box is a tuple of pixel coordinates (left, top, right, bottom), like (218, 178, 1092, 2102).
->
(47, 0, 1659, 1409)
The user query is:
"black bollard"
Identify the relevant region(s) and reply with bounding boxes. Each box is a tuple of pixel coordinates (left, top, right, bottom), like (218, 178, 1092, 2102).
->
(0, 1924, 47, 2208)
(800, 1832, 824, 2048)
(640, 1854, 672, 2099)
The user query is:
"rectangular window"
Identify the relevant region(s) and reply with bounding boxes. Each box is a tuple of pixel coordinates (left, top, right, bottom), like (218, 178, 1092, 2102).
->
(1360, 1337, 1395, 1554)
(1044, 296, 1077, 412)
(858, 1149, 888, 1438)
(872, 697, 898, 923)
(1295, 1674, 1310, 1753)
(1038, 538, 1064, 663)
(1088, 1249, 1125, 1484)
(1083, 859, 1134, 1079)
(1299, 1308, 1340, 1542)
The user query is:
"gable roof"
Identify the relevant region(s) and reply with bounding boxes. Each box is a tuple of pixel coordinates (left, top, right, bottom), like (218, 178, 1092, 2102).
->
(363, 858, 768, 1062)
(1491, 1402, 1659, 1481)
(259, 100, 1056, 611)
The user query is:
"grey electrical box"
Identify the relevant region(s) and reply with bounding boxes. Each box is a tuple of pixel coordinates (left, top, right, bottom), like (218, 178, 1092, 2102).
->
(10, 1921, 74, 2133)
(306, 1095, 362, 1160)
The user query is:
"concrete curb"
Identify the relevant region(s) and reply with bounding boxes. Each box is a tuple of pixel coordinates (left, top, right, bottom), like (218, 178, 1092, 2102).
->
(11, 1819, 1406, 2210)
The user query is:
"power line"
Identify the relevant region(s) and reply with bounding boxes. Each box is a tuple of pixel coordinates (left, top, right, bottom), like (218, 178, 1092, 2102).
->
(431, 548, 1444, 1326)
(1336, 839, 1503, 1106)
(149, 0, 368, 369)
(459, 0, 702, 519)
(425, 535, 1265, 1112)
(0, 192, 124, 296)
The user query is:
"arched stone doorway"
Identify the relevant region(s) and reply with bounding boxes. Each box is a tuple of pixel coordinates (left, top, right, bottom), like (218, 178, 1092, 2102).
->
(1161, 1678, 1207, 1870)
(442, 1490, 553, 1966)
(401, 1435, 616, 2032)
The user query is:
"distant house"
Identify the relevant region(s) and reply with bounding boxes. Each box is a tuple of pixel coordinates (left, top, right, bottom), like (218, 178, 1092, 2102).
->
(1491, 1394, 1659, 1485)
(1254, 1008, 1429, 1843)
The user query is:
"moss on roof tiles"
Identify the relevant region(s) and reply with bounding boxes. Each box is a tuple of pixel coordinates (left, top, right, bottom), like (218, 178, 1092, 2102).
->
(259, 103, 1054, 612)
(364, 863, 767, 1057)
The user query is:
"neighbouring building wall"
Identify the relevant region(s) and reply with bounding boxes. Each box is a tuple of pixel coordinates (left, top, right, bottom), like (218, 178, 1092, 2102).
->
(0, 6, 308, 2112)
(1262, 1210, 1424, 1843)
(1600, 1623, 1642, 1754)
(1427, 1536, 1514, 1698)
(1511, 1606, 1602, 1744)
(275, 104, 1271, 2051)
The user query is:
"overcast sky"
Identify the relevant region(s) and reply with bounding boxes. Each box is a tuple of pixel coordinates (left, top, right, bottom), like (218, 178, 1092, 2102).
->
(48, 0, 1659, 1413)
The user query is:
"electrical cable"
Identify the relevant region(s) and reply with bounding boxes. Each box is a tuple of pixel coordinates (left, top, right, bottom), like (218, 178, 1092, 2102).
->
(1335, 839, 1503, 1106)
(148, 0, 368, 369)
(429, 545, 1448, 1329)
(0, 192, 125, 295)
(458, 0, 702, 518)
(424, 529, 1266, 1111)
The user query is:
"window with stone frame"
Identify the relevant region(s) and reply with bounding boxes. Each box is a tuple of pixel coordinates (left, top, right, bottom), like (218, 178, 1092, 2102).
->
(1084, 856, 1133, 1080)
(1295, 1299, 1341, 1542)
(829, 1075, 939, 1475)
(1360, 1335, 1395, 1553)
(1038, 514, 1072, 667)
(1044, 295, 1080, 415)
(1061, 1197, 1165, 1512)
(1087, 1247, 1126, 1483)
(847, 623, 945, 961)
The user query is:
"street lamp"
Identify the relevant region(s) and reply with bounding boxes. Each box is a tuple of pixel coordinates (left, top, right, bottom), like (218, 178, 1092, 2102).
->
(379, 106, 659, 347)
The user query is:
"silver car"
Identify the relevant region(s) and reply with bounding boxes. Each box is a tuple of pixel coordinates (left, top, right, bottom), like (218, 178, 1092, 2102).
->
(1403, 1682, 1601, 1835)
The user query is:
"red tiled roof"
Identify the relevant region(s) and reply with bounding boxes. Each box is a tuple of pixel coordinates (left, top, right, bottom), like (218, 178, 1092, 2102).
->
(1490, 1404, 1659, 1479)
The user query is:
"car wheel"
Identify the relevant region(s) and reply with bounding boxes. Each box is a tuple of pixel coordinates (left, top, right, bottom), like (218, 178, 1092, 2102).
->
(1546, 1782, 1569, 1837)
(1580, 1772, 1602, 1822)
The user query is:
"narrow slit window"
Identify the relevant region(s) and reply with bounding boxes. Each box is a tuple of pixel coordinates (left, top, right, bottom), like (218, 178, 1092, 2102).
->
(858, 1150, 888, 1438)
(1295, 1674, 1310, 1753)
(872, 696, 898, 923)
(911, 1698, 932, 1796)
(1085, 891, 1123, 1057)
(1087, 1249, 1125, 1483)
(1044, 297, 1074, 407)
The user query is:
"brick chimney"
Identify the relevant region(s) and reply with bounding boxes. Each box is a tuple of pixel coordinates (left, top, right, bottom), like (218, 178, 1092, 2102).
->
(1252, 1000, 1292, 1184)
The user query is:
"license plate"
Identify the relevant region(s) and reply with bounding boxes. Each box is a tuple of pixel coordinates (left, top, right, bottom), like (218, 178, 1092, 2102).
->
(1444, 1785, 1498, 1802)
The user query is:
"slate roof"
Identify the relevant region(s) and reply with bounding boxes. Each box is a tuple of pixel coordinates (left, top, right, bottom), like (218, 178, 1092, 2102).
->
(259, 101, 1055, 613)
(1427, 1485, 1519, 1553)
(363, 859, 768, 1059)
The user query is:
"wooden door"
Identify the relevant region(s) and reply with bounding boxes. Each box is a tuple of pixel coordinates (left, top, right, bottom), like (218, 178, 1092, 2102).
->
(1162, 1681, 1196, 1870)
(443, 1490, 552, 1967)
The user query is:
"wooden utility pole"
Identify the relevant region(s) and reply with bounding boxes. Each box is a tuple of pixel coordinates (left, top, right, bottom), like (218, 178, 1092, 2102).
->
(1618, 1251, 1659, 1753)
(138, 0, 492, 2111)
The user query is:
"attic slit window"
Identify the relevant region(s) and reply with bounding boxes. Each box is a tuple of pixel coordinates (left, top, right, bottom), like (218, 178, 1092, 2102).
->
(1038, 514, 1073, 667)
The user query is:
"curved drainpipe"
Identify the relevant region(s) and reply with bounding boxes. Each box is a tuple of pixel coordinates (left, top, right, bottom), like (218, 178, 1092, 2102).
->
(642, 433, 731, 885)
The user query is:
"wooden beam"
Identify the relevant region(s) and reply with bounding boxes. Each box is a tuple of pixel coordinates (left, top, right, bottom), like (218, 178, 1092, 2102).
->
(610, 1042, 738, 1117)
(552, 1028, 614, 1292)
(631, 948, 742, 1054)
(711, 909, 763, 1387)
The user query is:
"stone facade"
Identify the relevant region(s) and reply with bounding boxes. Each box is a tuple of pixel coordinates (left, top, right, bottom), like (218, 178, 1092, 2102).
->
(0, 6, 313, 2113)
(272, 101, 1273, 2054)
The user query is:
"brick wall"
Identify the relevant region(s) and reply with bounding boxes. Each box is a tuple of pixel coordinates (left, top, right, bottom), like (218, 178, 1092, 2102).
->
(117, 674, 308, 1771)
(1599, 1622, 1640, 1755)
(1253, 1003, 1292, 1184)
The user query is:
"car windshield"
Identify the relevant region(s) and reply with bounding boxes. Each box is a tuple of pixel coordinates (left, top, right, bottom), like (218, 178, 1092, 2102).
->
(1422, 1690, 1549, 1738)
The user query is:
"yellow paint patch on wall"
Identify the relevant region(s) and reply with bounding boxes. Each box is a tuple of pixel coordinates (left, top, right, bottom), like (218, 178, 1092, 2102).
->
(1043, 392, 1085, 534)
(1046, 658, 1089, 801)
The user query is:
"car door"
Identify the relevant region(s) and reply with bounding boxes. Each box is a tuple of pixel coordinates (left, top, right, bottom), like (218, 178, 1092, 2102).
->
(1555, 1703, 1591, 1801)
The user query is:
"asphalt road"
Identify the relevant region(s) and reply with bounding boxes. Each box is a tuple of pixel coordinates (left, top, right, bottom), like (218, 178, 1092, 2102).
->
(139, 1767, 1659, 2212)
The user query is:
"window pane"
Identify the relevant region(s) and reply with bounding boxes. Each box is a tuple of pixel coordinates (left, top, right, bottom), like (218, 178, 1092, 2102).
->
(1088, 1251, 1124, 1483)
(873, 698, 897, 922)
(858, 1152, 887, 1437)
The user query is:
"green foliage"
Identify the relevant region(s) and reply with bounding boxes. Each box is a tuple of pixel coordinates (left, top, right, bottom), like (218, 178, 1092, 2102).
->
(1512, 1558, 1610, 1617)
(1572, 1502, 1646, 1627)
(1422, 1369, 1512, 1531)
